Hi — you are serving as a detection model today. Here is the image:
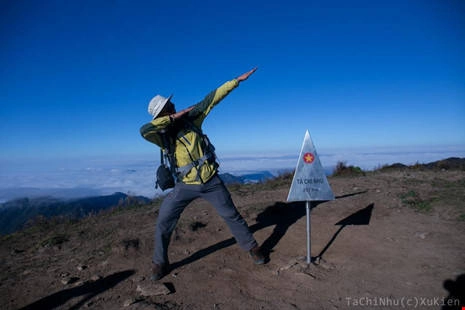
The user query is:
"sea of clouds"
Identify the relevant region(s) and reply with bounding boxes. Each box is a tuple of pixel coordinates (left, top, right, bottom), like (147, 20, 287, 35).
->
(1, 145, 464, 202)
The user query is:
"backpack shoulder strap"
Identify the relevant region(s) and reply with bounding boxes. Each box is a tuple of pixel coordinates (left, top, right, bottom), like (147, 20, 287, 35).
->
(159, 148, 165, 165)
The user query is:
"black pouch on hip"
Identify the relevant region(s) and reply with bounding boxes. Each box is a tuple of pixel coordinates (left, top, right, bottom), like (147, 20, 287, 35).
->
(156, 163, 175, 191)
(155, 130, 176, 191)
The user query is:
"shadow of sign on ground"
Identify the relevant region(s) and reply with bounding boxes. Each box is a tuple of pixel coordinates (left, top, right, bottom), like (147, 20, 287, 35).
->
(314, 203, 374, 263)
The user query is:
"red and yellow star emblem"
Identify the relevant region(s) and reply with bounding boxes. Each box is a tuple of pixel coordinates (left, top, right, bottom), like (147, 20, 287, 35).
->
(303, 152, 315, 164)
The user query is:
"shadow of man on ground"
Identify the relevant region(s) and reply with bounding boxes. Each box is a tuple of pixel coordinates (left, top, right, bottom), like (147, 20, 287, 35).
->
(251, 201, 313, 259)
(171, 191, 369, 270)
(171, 201, 327, 269)
(19, 270, 135, 310)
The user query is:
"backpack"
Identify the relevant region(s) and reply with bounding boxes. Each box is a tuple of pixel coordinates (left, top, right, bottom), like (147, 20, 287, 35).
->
(155, 120, 216, 190)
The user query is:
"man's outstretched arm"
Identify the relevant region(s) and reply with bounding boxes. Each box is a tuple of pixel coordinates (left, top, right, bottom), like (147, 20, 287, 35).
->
(175, 67, 257, 121)
(188, 67, 258, 125)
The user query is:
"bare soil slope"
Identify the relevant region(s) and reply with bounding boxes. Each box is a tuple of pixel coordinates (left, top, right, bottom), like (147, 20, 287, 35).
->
(1, 169, 464, 309)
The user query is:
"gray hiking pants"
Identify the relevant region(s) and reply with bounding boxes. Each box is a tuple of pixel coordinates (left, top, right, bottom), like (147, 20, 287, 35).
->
(153, 174, 258, 265)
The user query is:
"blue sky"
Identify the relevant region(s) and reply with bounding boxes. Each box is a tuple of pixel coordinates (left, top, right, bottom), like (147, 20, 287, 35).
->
(1, 0, 464, 160)
(0, 0, 464, 199)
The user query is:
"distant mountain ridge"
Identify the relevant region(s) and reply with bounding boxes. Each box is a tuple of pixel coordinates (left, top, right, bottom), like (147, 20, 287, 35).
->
(377, 157, 465, 171)
(0, 171, 275, 235)
(0, 192, 150, 235)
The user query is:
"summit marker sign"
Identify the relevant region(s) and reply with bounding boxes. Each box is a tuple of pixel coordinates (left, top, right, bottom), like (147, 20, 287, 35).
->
(287, 130, 334, 264)
(287, 130, 334, 202)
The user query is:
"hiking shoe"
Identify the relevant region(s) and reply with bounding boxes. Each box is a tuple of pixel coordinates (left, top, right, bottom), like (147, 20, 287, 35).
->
(249, 246, 266, 265)
(151, 263, 168, 281)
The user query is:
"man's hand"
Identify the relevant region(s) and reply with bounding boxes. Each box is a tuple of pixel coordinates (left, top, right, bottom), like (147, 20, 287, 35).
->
(237, 67, 257, 82)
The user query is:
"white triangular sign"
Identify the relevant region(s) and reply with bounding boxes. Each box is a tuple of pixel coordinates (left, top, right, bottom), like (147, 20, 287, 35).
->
(287, 130, 335, 202)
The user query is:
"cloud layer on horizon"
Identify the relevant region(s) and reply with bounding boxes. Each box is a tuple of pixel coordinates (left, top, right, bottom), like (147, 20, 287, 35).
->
(1, 145, 463, 202)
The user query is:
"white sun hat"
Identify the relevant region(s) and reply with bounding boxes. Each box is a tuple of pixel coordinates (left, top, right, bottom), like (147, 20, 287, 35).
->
(148, 94, 173, 119)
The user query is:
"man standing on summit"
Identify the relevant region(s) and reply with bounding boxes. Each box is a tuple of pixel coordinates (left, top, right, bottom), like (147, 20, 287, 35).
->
(140, 67, 265, 280)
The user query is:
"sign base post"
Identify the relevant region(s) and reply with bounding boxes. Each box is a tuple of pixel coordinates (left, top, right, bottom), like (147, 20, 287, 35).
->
(306, 201, 312, 264)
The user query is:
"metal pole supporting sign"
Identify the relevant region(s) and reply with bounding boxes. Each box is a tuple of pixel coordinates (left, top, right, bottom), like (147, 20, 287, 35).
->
(287, 130, 334, 265)
(306, 201, 311, 264)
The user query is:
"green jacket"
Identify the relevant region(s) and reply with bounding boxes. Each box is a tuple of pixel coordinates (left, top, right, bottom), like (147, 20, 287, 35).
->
(140, 79, 239, 185)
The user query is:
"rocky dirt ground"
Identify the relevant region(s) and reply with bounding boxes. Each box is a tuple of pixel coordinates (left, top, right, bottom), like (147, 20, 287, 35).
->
(1, 168, 464, 309)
